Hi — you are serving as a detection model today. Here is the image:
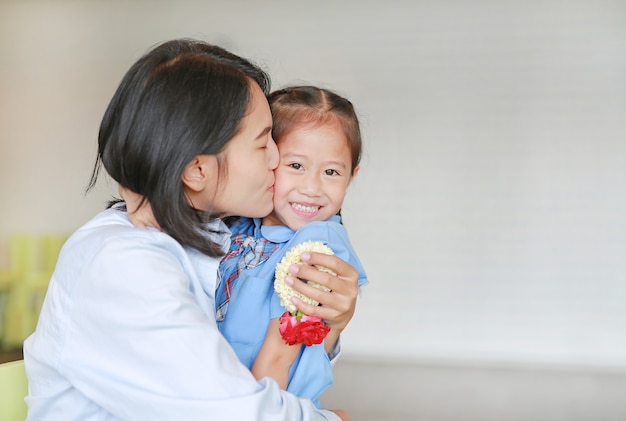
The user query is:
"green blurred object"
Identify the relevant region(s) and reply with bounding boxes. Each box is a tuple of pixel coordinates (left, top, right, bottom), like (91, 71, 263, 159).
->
(0, 235, 66, 350)
(0, 359, 28, 420)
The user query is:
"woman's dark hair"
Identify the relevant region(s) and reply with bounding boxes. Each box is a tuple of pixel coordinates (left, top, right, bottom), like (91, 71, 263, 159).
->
(88, 38, 270, 257)
(268, 85, 362, 174)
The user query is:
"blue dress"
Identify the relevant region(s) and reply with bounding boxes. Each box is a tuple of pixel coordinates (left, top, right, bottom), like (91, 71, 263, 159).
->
(216, 215, 368, 407)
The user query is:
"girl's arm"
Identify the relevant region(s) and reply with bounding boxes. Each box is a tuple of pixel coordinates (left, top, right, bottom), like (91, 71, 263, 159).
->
(252, 318, 302, 389)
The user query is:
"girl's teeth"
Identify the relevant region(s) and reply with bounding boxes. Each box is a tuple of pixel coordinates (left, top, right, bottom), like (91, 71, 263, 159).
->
(292, 203, 320, 213)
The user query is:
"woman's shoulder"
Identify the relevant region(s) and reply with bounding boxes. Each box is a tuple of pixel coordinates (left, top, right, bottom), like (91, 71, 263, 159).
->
(63, 208, 190, 269)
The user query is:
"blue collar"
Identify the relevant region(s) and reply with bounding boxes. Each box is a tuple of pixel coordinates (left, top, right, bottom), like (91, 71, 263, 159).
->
(255, 214, 342, 244)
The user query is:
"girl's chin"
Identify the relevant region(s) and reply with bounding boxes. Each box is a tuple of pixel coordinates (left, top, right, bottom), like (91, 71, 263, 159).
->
(283, 216, 320, 231)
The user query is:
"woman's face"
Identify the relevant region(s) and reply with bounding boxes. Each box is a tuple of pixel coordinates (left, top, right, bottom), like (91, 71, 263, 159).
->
(211, 82, 279, 218)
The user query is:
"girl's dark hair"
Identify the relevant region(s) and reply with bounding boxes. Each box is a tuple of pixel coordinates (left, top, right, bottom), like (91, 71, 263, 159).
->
(88, 38, 270, 257)
(268, 85, 362, 174)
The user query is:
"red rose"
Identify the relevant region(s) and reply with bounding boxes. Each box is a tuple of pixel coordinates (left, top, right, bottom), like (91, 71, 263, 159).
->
(296, 315, 331, 346)
(279, 311, 330, 346)
(279, 312, 301, 345)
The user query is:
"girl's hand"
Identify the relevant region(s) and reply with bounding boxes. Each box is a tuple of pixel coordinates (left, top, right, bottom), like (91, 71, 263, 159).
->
(286, 251, 358, 333)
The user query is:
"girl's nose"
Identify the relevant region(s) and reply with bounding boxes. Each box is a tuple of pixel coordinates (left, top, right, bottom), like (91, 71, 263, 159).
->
(299, 173, 321, 196)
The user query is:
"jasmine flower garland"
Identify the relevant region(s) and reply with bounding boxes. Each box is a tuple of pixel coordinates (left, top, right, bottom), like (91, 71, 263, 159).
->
(274, 241, 334, 346)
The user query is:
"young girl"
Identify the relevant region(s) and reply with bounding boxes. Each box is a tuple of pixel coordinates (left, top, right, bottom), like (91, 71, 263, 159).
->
(23, 41, 357, 421)
(216, 85, 368, 407)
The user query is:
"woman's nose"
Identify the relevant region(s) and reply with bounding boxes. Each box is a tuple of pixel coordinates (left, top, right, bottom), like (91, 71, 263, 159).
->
(267, 140, 279, 170)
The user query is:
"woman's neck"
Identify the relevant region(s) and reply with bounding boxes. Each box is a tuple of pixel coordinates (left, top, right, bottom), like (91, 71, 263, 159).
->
(118, 186, 162, 231)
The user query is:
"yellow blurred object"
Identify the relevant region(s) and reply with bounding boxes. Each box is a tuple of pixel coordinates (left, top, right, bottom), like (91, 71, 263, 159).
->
(0, 235, 66, 350)
(0, 359, 28, 420)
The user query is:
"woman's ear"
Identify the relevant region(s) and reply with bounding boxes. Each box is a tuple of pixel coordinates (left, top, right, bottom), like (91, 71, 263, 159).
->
(182, 155, 218, 192)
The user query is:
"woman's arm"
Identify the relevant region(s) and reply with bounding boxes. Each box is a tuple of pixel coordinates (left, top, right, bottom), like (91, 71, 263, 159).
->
(252, 318, 302, 389)
(332, 410, 351, 421)
(285, 252, 359, 353)
(56, 234, 339, 421)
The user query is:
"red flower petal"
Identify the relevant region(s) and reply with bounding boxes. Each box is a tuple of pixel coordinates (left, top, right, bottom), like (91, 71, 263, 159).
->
(279, 311, 330, 346)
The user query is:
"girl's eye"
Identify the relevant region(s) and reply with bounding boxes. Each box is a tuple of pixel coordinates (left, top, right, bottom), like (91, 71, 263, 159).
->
(289, 163, 303, 170)
(324, 169, 339, 176)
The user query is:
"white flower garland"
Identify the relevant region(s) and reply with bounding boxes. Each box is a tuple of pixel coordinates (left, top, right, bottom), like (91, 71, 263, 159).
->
(274, 241, 335, 313)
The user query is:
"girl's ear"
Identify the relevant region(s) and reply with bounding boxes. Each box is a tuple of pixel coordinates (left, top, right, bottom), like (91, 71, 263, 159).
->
(350, 165, 360, 180)
(182, 154, 218, 192)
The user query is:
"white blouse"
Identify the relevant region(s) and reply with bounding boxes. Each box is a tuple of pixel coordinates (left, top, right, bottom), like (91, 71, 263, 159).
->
(23, 206, 338, 420)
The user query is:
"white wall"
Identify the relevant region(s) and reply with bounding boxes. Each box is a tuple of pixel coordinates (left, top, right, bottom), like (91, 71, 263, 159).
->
(1, 0, 625, 370)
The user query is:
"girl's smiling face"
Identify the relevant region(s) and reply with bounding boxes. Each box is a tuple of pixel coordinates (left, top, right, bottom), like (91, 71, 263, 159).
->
(263, 120, 358, 231)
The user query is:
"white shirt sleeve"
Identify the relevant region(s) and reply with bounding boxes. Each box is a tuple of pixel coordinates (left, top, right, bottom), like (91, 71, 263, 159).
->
(328, 336, 342, 367)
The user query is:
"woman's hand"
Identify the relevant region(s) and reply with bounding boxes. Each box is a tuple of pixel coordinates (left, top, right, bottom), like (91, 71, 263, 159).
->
(286, 251, 358, 333)
(331, 409, 351, 421)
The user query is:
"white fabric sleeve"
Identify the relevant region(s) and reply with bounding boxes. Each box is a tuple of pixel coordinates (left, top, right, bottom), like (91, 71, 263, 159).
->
(327, 336, 342, 367)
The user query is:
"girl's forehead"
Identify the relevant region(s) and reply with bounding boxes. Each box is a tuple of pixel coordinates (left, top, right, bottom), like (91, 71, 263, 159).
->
(278, 124, 351, 157)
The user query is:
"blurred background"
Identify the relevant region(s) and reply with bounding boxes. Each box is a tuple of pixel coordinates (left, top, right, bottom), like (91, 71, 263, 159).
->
(1, 1, 625, 419)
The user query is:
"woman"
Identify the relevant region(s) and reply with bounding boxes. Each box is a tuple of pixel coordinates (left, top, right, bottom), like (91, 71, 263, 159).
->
(23, 39, 356, 421)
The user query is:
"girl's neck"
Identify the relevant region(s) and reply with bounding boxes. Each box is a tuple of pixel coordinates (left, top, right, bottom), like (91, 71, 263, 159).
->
(261, 211, 281, 227)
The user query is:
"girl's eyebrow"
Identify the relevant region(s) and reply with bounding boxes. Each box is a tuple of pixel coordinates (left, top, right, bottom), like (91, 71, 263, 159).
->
(327, 161, 348, 169)
(282, 152, 347, 169)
